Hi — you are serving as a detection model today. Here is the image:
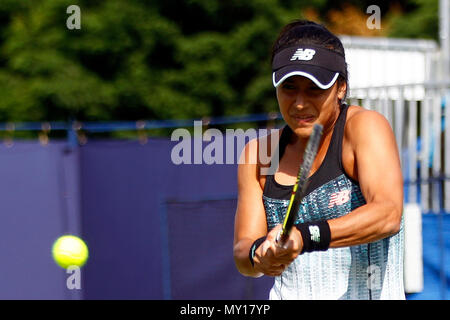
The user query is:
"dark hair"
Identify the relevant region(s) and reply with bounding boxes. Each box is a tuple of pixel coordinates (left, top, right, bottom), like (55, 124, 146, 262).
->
(271, 20, 349, 99)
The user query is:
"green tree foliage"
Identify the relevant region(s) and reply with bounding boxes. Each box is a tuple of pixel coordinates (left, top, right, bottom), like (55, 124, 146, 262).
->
(0, 0, 298, 122)
(0, 0, 440, 123)
(387, 0, 438, 40)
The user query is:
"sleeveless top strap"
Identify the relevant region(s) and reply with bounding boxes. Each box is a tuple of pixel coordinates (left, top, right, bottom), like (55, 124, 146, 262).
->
(263, 103, 350, 200)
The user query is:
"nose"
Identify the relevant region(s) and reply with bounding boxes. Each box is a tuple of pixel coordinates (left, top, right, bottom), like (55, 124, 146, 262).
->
(293, 92, 306, 109)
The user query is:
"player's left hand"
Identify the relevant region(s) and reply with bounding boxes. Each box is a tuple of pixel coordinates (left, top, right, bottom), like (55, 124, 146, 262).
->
(267, 224, 303, 266)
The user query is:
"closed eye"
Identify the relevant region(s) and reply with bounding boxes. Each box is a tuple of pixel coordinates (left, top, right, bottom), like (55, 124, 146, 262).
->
(281, 83, 296, 90)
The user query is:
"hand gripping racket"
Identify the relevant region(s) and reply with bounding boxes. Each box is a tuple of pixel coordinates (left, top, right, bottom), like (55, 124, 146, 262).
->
(276, 124, 323, 246)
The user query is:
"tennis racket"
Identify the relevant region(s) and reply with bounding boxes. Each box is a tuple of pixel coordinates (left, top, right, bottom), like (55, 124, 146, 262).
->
(277, 123, 323, 245)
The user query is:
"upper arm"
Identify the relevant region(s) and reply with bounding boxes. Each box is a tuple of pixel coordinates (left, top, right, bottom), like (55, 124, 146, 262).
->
(234, 137, 269, 246)
(347, 110, 403, 212)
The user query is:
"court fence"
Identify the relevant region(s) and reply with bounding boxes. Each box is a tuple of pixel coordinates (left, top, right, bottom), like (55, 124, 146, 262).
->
(348, 82, 450, 213)
(1, 91, 450, 214)
(343, 34, 450, 214)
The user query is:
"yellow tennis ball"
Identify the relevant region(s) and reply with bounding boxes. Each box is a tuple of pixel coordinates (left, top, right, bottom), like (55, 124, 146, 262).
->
(52, 235, 89, 269)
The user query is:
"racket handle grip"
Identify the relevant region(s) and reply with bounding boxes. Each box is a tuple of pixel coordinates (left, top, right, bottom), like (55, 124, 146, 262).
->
(276, 229, 289, 247)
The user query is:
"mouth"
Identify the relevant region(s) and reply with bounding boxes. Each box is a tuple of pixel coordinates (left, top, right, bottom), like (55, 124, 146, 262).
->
(291, 114, 316, 125)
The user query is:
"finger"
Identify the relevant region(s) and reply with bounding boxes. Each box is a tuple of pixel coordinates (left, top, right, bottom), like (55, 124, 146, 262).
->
(271, 247, 299, 265)
(266, 239, 285, 258)
(273, 240, 294, 256)
(270, 246, 295, 262)
(273, 256, 295, 265)
(256, 253, 284, 270)
(266, 224, 282, 242)
(254, 260, 283, 276)
(266, 265, 286, 276)
(259, 239, 274, 256)
(274, 235, 301, 257)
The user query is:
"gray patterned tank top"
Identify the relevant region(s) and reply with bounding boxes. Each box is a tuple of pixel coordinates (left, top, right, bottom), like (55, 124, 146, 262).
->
(262, 103, 405, 300)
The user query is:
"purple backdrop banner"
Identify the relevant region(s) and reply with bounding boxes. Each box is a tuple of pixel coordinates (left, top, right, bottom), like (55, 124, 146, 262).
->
(0, 142, 81, 299)
(0, 138, 447, 300)
(79, 138, 272, 299)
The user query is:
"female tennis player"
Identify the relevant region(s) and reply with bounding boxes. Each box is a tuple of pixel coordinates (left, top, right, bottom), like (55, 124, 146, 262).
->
(233, 20, 405, 299)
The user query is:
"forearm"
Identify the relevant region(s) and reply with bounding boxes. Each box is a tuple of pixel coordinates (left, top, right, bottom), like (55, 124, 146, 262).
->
(328, 201, 402, 248)
(233, 238, 264, 278)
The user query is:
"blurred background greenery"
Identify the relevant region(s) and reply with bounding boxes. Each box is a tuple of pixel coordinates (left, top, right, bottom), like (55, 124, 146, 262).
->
(0, 0, 439, 124)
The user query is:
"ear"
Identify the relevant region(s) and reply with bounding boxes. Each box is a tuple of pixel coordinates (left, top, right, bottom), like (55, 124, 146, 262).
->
(337, 80, 347, 100)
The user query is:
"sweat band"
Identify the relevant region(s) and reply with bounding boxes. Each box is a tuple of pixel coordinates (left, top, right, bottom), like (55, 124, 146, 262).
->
(295, 220, 331, 254)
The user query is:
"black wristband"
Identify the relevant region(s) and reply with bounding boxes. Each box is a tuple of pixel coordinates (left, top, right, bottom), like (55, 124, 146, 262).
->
(249, 236, 266, 267)
(295, 220, 331, 254)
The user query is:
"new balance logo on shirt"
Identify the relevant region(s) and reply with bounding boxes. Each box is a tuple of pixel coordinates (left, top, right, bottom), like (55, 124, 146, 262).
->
(328, 189, 351, 208)
(290, 48, 316, 61)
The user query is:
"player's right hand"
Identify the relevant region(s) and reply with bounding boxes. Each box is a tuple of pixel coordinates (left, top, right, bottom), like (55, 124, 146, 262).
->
(252, 225, 287, 277)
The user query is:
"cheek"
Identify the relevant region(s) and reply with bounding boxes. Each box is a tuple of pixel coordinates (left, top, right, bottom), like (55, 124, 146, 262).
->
(276, 91, 291, 112)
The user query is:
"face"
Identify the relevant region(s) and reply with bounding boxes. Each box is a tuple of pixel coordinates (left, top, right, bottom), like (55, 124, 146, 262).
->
(276, 76, 346, 140)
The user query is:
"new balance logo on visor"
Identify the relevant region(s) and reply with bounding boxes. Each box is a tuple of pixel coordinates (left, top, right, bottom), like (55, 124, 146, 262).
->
(328, 189, 351, 208)
(290, 48, 316, 61)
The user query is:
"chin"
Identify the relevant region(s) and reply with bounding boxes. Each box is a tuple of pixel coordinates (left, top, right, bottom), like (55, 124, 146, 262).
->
(291, 125, 314, 139)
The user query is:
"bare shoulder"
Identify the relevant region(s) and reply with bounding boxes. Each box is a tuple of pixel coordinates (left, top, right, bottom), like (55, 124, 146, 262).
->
(345, 105, 394, 144)
(341, 105, 401, 186)
(237, 127, 282, 193)
(238, 128, 282, 167)
(346, 105, 391, 127)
